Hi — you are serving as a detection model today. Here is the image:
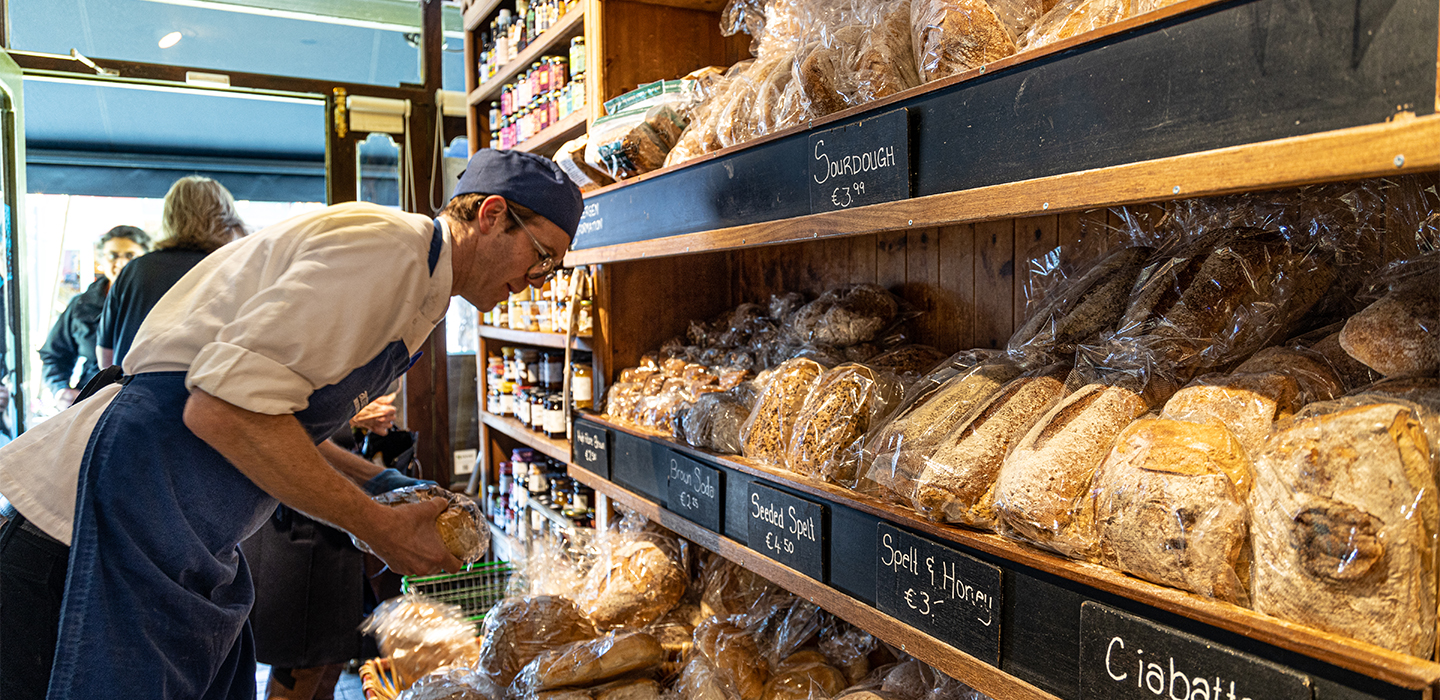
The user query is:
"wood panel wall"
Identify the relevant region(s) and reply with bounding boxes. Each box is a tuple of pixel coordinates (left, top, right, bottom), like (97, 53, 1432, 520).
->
(599, 0, 750, 104)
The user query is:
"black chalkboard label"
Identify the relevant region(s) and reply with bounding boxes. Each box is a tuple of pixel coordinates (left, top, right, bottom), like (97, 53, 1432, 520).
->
(874, 523, 1002, 665)
(809, 108, 910, 214)
(1080, 603, 1311, 700)
(666, 452, 722, 531)
(572, 420, 609, 478)
(747, 482, 825, 580)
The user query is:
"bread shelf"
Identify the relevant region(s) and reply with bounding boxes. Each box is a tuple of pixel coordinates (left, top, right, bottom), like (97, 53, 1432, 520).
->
(571, 413, 1440, 697)
(479, 411, 571, 463)
(480, 325, 592, 350)
(467, 9, 586, 108)
(514, 110, 586, 157)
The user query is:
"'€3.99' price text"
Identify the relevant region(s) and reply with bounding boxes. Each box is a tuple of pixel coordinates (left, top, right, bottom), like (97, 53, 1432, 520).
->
(832, 182, 866, 208)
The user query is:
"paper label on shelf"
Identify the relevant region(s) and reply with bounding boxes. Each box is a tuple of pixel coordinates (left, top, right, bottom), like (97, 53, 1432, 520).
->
(572, 420, 609, 478)
(1079, 603, 1311, 700)
(453, 449, 478, 476)
(747, 482, 825, 580)
(809, 108, 910, 213)
(665, 451, 722, 531)
(874, 523, 1002, 665)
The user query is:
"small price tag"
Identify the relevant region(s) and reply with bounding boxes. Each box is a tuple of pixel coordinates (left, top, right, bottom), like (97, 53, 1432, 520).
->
(809, 108, 911, 213)
(874, 523, 1002, 665)
(666, 452, 722, 531)
(572, 420, 609, 478)
(1080, 603, 1311, 700)
(747, 482, 825, 580)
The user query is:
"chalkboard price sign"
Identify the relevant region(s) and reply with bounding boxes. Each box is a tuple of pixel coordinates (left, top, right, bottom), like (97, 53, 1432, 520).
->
(666, 452, 722, 531)
(747, 482, 826, 580)
(874, 523, 1002, 665)
(572, 420, 610, 478)
(809, 108, 910, 214)
(1080, 603, 1311, 700)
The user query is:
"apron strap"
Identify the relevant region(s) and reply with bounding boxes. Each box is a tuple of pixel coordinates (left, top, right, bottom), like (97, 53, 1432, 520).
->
(74, 365, 128, 404)
(428, 219, 444, 275)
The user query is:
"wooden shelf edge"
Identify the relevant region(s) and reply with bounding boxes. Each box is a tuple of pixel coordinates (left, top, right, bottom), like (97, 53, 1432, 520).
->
(515, 110, 587, 155)
(463, 0, 499, 31)
(579, 413, 1440, 691)
(467, 9, 586, 107)
(480, 325, 593, 350)
(566, 114, 1440, 265)
(568, 465, 1061, 700)
(480, 412, 571, 462)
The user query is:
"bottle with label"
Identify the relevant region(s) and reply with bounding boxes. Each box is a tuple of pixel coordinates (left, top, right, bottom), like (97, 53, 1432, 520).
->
(489, 102, 501, 133)
(539, 351, 564, 390)
(529, 391, 547, 432)
(571, 355, 593, 410)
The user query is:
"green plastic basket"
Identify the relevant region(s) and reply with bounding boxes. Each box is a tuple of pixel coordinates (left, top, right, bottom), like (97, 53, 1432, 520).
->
(402, 559, 513, 622)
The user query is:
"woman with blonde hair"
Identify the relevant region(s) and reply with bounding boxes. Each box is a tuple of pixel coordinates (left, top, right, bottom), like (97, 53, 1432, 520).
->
(98, 175, 247, 367)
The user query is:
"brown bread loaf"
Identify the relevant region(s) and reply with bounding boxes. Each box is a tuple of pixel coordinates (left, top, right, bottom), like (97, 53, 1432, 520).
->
(1086, 419, 1253, 603)
(760, 654, 847, 700)
(477, 596, 598, 687)
(694, 619, 770, 700)
(577, 537, 687, 629)
(1022, 0, 1127, 49)
(678, 655, 730, 700)
(594, 679, 664, 700)
(1339, 281, 1440, 376)
(912, 367, 1070, 525)
(1233, 346, 1344, 405)
(852, 0, 921, 102)
(785, 363, 903, 483)
(1308, 328, 1382, 390)
(522, 631, 666, 690)
(912, 0, 1018, 82)
(1160, 372, 1298, 455)
(743, 358, 826, 468)
(994, 383, 1149, 553)
(1008, 246, 1154, 358)
(1250, 403, 1437, 656)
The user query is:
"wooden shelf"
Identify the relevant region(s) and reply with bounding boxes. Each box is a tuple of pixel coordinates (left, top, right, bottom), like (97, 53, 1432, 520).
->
(514, 110, 587, 157)
(526, 496, 577, 532)
(480, 325, 592, 350)
(480, 411, 570, 463)
(468, 9, 585, 107)
(575, 413, 1440, 695)
(463, 0, 497, 32)
(568, 465, 1061, 700)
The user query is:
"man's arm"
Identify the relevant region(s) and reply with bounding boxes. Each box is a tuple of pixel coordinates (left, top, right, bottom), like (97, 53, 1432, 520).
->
(97, 347, 115, 370)
(317, 439, 385, 486)
(184, 388, 461, 575)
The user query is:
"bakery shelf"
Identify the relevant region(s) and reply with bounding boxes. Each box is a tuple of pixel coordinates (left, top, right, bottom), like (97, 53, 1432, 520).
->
(572, 413, 1440, 698)
(480, 324, 592, 350)
(467, 9, 585, 108)
(514, 110, 586, 157)
(479, 411, 571, 463)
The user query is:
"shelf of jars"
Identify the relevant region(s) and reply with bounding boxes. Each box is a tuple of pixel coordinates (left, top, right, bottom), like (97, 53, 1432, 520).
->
(479, 324, 591, 350)
(514, 109, 587, 157)
(480, 411, 570, 463)
(484, 442, 597, 552)
(470, 1, 584, 106)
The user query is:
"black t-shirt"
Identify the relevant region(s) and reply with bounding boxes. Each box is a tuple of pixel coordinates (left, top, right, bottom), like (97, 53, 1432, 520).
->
(98, 248, 210, 366)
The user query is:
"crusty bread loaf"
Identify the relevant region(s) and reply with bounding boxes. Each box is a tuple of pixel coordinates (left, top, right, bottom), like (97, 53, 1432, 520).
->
(539, 689, 596, 700)
(695, 619, 770, 700)
(594, 679, 664, 700)
(1160, 372, 1298, 454)
(912, 0, 1018, 82)
(522, 631, 666, 690)
(1233, 346, 1344, 405)
(743, 358, 826, 468)
(576, 537, 687, 629)
(700, 557, 777, 620)
(1008, 246, 1154, 359)
(1340, 281, 1439, 376)
(1086, 419, 1252, 603)
(993, 383, 1148, 553)
(1308, 328, 1381, 390)
(436, 506, 485, 562)
(786, 363, 902, 483)
(852, 0, 920, 102)
(760, 656, 847, 700)
(912, 368, 1069, 525)
(678, 654, 731, 700)
(866, 344, 948, 378)
(477, 596, 598, 687)
(1022, 0, 1127, 49)
(1250, 403, 1437, 656)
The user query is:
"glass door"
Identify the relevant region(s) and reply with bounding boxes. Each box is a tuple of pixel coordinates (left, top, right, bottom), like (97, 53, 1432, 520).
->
(0, 51, 26, 440)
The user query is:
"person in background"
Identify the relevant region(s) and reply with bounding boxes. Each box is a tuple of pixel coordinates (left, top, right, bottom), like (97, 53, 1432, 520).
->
(38, 226, 150, 406)
(97, 175, 247, 369)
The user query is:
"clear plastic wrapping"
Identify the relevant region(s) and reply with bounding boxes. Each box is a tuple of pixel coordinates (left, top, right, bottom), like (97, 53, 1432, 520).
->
(362, 594, 481, 690)
(476, 595, 600, 687)
(1007, 246, 1155, 363)
(512, 630, 668, 694)
(851, 0, 921, 102)
(682, 389, 760, 455)
(761, 650, 848, 700)
(741, 358, 826, 467)
(865, 344, 949, 381)
(1020, 0, 1127, 50)
(817, 616, 879, 685)
(699, 555, 780, 620)
(396, 667, 500, 700)
(587, 104, 691, 180)
(746, 594, 823, 665)
(790, 285, 901, 348)
(911, 0, 1025, 83)
(1338, 252, 1439, 377)
(785, 363, 904, 484)
(511, 527, 595, 600)
(1081, 418, 1254, 604)
(576, 526, 689, 630)
(360, 485, 490, 566)
(990, 381, 1149, 553)
(556, 136, 617, 193)
(693, 617, 771, 700)
(911, 363, 1071, 526)
(1249, 401, 1436, 657)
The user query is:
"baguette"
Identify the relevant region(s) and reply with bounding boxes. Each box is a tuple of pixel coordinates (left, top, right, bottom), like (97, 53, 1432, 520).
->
(523, 631, 666, 690)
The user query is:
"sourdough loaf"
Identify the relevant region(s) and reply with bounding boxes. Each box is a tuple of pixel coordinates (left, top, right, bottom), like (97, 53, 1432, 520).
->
(576, 536, 687, 629)
(852, 0, 920, 102)
(477, 596, 599, 687)
(1160, 372, 1298, 455)
(912, 0, 1019, 82)
(1233, 346, 1344, 405)
(1250, 403, 1437, 656)
(760, 654, 847, 700)
(694, 618, 770, 700)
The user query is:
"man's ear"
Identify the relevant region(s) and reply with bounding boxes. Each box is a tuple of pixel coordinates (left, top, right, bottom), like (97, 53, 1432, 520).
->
(476, 195, 509, 235)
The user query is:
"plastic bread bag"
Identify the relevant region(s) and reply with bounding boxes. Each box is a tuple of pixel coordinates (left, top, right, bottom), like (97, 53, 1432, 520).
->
(744, 593, 823, 665)
(864, 345, 949, 384)
(990, 376, 1150, 554)
(784, 363, 905, 484)
(1074, 418, 1254, 604)
(587, 104, 690, 180)
(911, 363, 1071, 526)
(666, 60, 756, 168)
(693, 616, 772, 700)
(699, 556, 781, 619)
(1020, 0, 1127, 50)
(556, 136, 617, 193)
(911, 0, 1026, 83)
(850, 0, 921, 103)
(817, 615, 879, 684)
(357, 485, 489, 566)
(476, 595, 600, 687)
(362, 594, 480, 690)
(741, 357, 826, 467)
(1006, 245, 1157, 364)
(511, 630, 668, 695)
(397, 667, 501, 700)
(681, 391, 755, 454)
(761, 649, 848, 700)
(603, 382, 643, 423)
(1289, 321, 1383, 391)
(510, 527, 595, 599)
(788, 285, 903, 349)
(575, 524, 690, 629)
(1339, 251, 1439, 377)
(1248, 400, 1436, 657)
(859, 356, 1021, 503)
(1158, 371, 1301, 457)
(1328, 376, 1440, 477)
(649, 602, 703, 663)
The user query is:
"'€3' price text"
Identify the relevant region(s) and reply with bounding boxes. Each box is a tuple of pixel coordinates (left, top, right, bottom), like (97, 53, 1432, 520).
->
(831, 181, 866, 208)
(903, 587, 938, 616)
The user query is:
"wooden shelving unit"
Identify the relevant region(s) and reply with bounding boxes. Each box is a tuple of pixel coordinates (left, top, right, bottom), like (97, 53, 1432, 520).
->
(480, 411, 570, 463)
(480, 324, 592, 350)
(515, 110, 587, 157)
(467, 9, 587, 108)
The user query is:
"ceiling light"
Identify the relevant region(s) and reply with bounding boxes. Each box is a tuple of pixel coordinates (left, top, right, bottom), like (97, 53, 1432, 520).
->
(158, 31, 183, 48)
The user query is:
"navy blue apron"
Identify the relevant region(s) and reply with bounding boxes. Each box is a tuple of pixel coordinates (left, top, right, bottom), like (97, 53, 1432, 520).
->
(45, 220, 445, 700)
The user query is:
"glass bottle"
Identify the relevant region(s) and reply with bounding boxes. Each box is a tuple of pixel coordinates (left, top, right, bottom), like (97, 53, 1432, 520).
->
(489, 101, 501, 133)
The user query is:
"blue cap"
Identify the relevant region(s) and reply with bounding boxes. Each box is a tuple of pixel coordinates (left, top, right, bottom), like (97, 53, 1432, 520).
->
(451, 149, 584, 239)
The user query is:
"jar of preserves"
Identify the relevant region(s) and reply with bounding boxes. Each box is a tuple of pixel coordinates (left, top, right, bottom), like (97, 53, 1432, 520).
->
(570, 355, 593, 410)
(529, 391, 547, 432)
(540, 351, 564, 389)
(543, 392, 566, 438)
(569, 37, 586, 77)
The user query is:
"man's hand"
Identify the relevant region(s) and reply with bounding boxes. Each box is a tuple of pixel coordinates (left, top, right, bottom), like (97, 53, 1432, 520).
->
(349, 394, 397, 435)
(184, 388, 461, 576)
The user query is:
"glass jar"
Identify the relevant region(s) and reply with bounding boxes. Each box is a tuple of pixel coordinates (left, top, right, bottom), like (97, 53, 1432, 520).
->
(549, 475, 570, 511)
(494, 301, 509, 327)
(515, 387, 533, 425)
(517, 348, 540, 384)
(543, 392, 566, 438)
(529, 391, 547, 432)
(569, 37, 586, 77)
(548, 92, 560, 124)
(487, 386, 504, 414)
(489, 101, 501, 132)
(499, 381, 515, 415)
(571, 356, 593, 410)
(577, 299, 593, 335)
(498, 461, 513, 494)
(540, 351, 564, 389)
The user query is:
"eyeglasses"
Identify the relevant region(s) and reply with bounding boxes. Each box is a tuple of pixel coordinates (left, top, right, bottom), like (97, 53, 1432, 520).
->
(511, 209, 559, 283)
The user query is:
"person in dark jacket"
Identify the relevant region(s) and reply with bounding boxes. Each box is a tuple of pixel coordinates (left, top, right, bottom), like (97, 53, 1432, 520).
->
(37, 225, 150, 406)
(97, 176, 246, 369)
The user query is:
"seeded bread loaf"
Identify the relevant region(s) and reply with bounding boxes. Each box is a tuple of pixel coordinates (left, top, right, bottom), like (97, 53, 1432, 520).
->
(785, 363, 903, 483)
(1008, 246, 1154, 359)
(742, 358, 826, 468)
